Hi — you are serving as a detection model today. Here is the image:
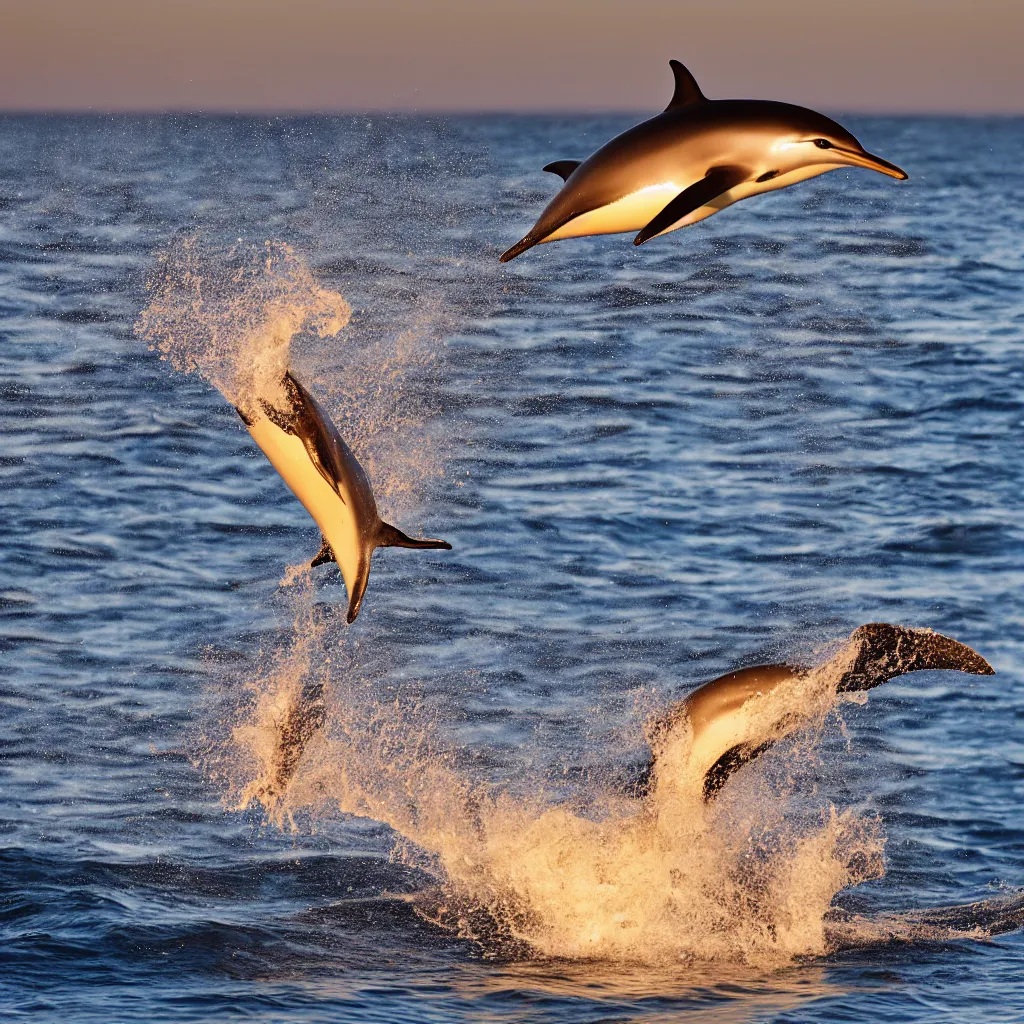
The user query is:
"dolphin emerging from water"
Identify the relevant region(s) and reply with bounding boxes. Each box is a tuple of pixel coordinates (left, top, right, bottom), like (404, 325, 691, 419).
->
(643, 624, 993, 803)
(236, 372, 451, 623)
(500, 60, 908, 262)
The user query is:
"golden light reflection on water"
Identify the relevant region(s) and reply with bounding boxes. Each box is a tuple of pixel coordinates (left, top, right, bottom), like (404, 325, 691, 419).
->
(249, 933, 849, 1024)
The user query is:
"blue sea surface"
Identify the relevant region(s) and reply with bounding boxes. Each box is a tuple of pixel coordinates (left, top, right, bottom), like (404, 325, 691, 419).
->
(0, 113, 1022, 1021)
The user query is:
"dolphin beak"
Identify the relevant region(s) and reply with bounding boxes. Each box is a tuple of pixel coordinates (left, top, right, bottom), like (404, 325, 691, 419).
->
(839, 148, 908, 180)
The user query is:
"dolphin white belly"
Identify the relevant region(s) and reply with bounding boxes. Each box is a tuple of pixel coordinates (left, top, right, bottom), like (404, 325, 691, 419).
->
(544, 182, 683, 240)
(245, 413, 364, 599)
(544, 161, 843, 244)
(235, 371, 450, 624)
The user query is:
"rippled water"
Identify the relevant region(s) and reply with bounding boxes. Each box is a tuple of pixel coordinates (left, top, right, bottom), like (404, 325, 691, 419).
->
(0, 113, 1022, 1021)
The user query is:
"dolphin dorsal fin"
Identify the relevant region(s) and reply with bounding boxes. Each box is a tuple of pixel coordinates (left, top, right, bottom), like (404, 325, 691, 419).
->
(665, 59, 706, 110)
(543, 160, 580, 182)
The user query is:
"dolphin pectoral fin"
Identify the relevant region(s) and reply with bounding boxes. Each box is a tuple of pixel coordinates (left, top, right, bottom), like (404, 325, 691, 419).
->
(299, 431, 343, 498)
(836, 623, 994, 693)
(376, 521, 452, 551)
(283, 373, 349, 500)
(634, 165, 750, 245)
(310, 535, 336, 568)
(702, 741, 773, 802)
(543, 160, 580, 182)
(665, 59, 707, 110)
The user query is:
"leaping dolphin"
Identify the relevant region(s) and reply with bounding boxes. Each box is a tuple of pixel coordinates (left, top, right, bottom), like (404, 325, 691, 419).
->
(500, 60, 908, 262)
(236, 372, 451, 623)
(643, 624, 993, 803)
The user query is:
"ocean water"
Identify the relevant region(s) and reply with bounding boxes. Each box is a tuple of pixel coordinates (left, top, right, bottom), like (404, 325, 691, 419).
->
(0, 112, 1022, 1021)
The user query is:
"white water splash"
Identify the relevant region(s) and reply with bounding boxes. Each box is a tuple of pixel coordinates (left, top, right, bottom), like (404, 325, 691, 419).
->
(227, 616, 887, 968)
(135, 234, 449, 541)
(146, 237, 890, 967)
(136, 236, 350, 410)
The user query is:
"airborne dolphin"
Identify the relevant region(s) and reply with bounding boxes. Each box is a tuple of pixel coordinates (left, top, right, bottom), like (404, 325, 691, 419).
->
(643, 624, 993, 803)
(501, 60, 907, 262)
(236, 372, 451, 623)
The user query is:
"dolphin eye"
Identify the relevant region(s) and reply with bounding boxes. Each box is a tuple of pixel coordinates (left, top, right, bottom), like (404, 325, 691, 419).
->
(814, 138, 833, 149)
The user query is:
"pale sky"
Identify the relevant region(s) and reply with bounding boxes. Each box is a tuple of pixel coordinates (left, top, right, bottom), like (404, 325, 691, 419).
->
(0, 0, 1021, 113)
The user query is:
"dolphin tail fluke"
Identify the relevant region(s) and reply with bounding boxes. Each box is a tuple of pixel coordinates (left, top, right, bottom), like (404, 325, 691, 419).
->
(377, 521, 452, 551)
(836, 623, 994, 693)
(500, 232, 544, 263)
(345, 563, 371, 624)
(310, 534, 336, 568)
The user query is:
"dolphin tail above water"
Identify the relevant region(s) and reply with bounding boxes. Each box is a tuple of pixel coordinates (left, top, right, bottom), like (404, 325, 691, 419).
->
(309, 521, 451, 621)
(645, 624, 993, 803)
(376, 522, 454, 550)
(310, 519, 450, 564)
(833, 622, 994, 692)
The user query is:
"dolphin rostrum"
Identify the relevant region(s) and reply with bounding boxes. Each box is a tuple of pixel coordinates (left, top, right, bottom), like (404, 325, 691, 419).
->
(643, 624, 993, 803)
(501, 60, 907, 262)
(236, 372, 451, 623)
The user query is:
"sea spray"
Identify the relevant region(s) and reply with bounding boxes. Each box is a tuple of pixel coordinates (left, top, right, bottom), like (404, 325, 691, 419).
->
(136, 236, 351, 410)
(143, 237, 889, 966)
(211, 570, 330, 829)
(227, 613, 886, 966)
(308, 291, 451, 516)
(136, 233, 449, 542)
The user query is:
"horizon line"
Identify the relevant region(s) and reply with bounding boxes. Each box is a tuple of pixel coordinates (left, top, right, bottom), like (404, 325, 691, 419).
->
(1, 105, 1022, 119)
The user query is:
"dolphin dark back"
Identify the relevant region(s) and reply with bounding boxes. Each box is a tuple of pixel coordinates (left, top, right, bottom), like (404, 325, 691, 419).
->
(280, 373, 380, 530)
(641, 624, 993, 804)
